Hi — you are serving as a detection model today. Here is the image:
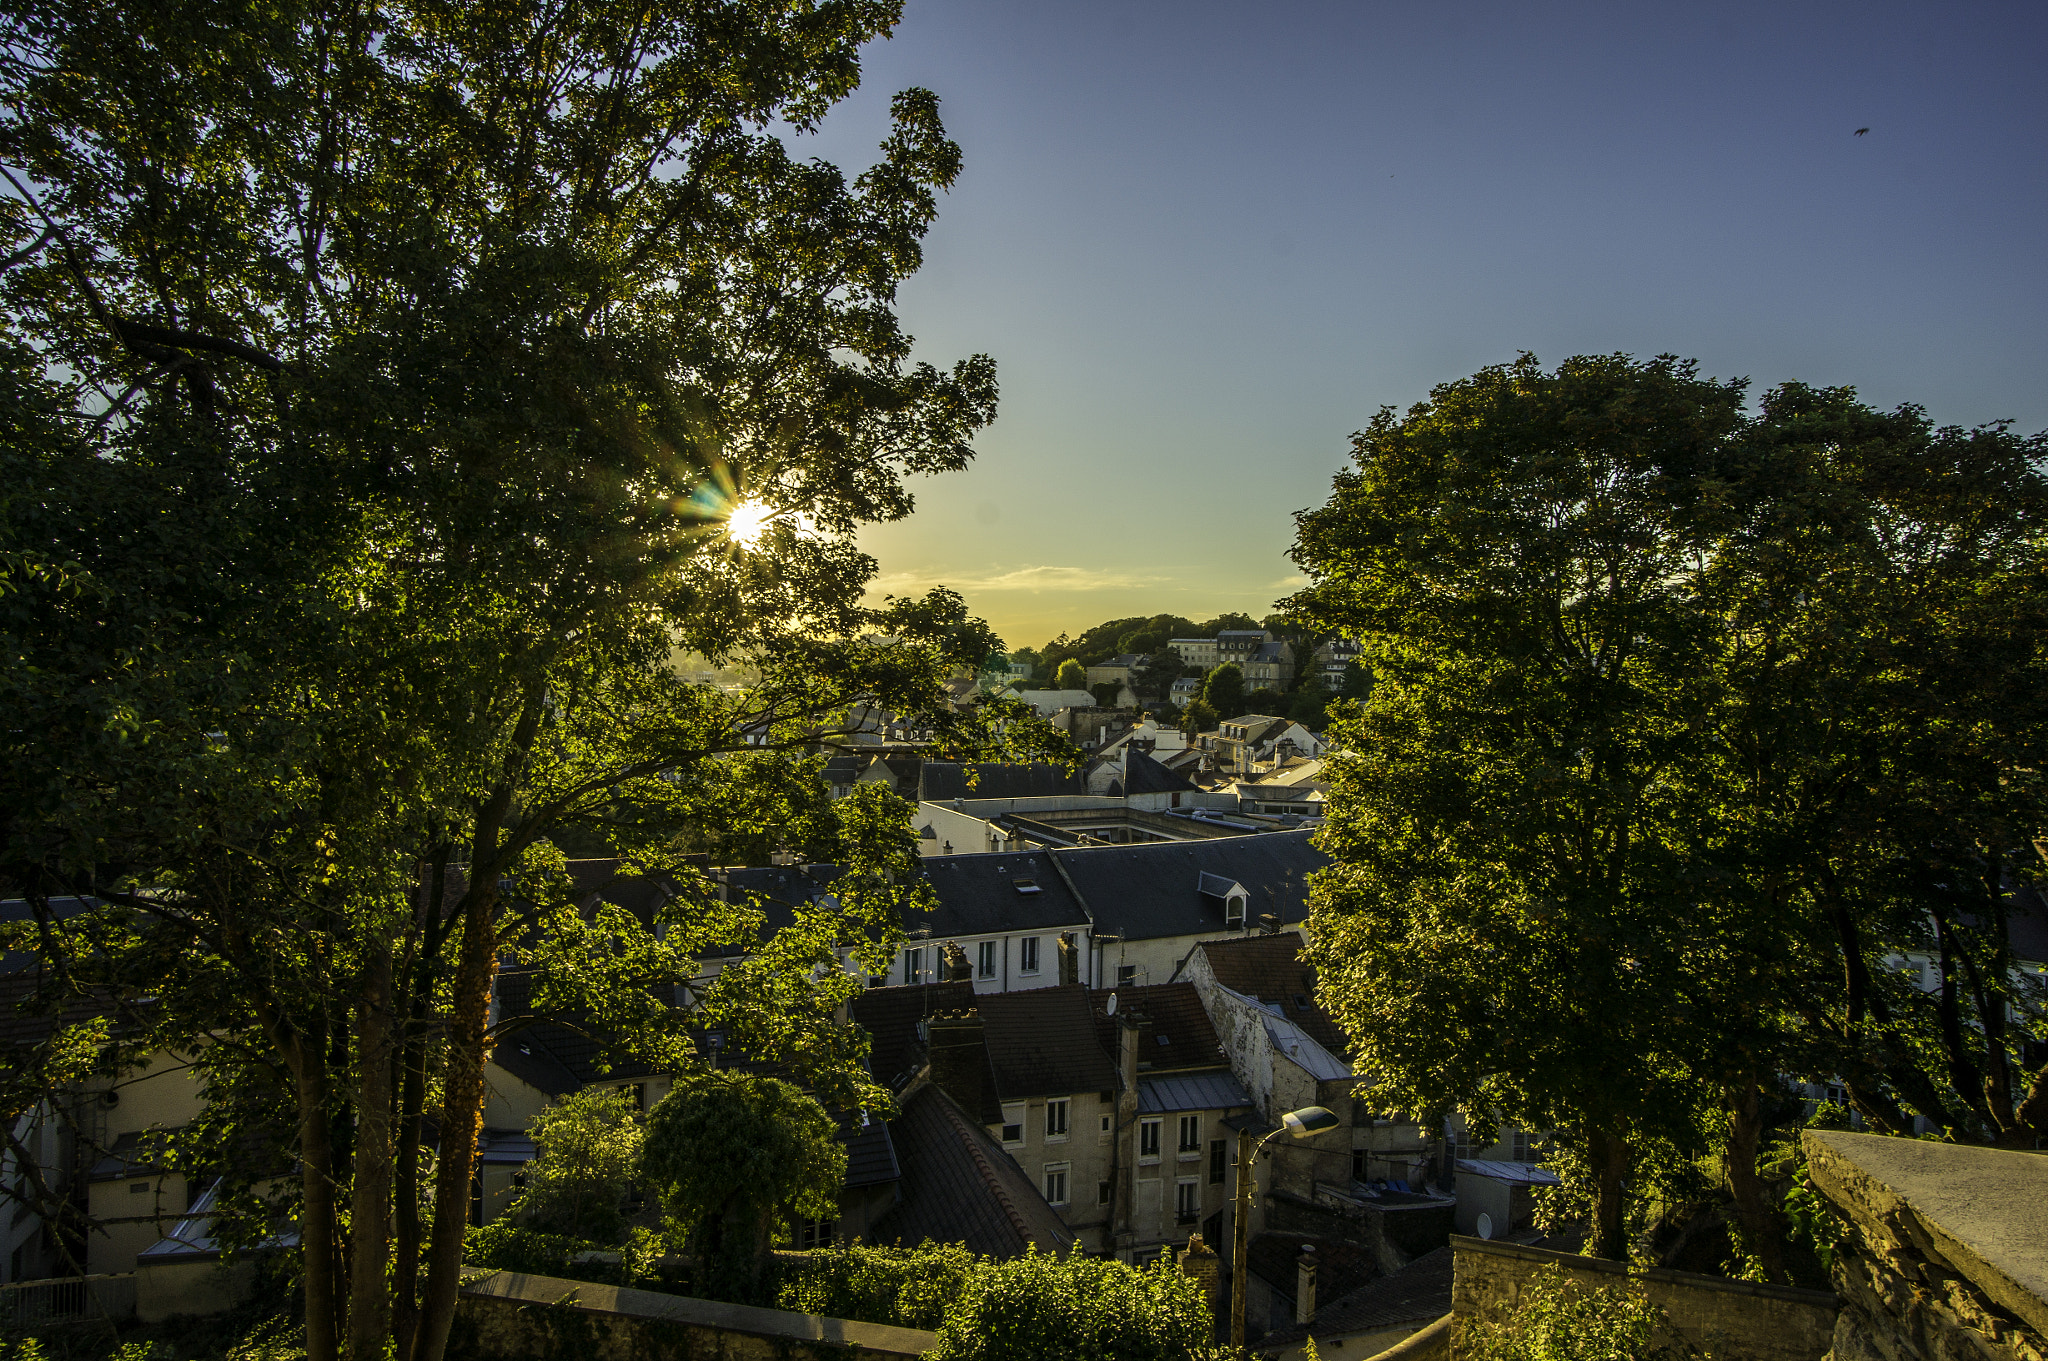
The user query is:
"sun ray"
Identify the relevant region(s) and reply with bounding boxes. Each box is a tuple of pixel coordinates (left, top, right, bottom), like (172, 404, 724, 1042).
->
(724, 497, 773, 547)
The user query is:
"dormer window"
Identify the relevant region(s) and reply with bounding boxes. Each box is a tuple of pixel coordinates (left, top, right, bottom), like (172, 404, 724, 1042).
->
(1226, 893, 1247, 925)
(1012, 878, 1041, 894)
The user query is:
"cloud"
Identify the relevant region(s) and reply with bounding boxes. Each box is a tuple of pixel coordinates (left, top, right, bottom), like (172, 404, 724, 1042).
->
(1270, 573, 1309, 591)
(869, 564, 1171, 594)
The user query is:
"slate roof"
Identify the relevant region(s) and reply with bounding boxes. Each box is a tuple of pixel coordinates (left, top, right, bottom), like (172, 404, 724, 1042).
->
(89, 1128, 183, 1182)
(977, 985, 1117, 1100)
(1087, 982, 1226, 1071)
(849, 981, 978, 1091)
(1137, 1070, 1253, 1114)
(842, 1113, 901, 1189)
(1194, 931, 1350, 1058)
(914, 850, 1093, 938)
(1124, 749, 1197, 796)
(1246, 1232, 1380, 1315)
(1053, 831, 1324, 944)
(1259, 1245, 1453, 1348)
(920, 763, 1090, 802)
(869, 1083, 1073, 1258)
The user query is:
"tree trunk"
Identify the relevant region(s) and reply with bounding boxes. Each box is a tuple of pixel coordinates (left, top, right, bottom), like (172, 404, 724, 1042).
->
(407, 881, 500, 1361)
(294, 1036, 342, 1361)
(1587, 1128, 1630, 1261)
(347, 936, 396, 1360)
(392, 1009, 429, 1359)
(1723, 1074, 1786, 1283)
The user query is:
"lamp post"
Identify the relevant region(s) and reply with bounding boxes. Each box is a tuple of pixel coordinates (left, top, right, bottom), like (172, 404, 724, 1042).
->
(1231, 1105, 1340, 1354)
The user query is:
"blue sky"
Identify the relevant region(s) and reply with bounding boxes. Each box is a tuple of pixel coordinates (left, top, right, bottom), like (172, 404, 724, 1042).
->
(795, 0, 2048, 650)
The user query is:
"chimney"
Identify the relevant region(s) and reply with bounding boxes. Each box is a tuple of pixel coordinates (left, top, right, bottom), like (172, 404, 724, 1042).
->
(1295, 1244, 1318, 1325)
(1057, 933, 1079, 986)
(941, 941, 972, 983)
(1177, 1233, 1221, 1304)
(926, 1010, 985, 1116)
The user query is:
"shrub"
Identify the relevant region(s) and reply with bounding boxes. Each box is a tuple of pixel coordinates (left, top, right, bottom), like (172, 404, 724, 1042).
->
(463, 1219, 600, 1277)
(925, 1249, 1213, 1361)
(513, 1085, 644, 1241)
(775, 1240, 982, 1331)
(1461, 1264, 1684, 1361)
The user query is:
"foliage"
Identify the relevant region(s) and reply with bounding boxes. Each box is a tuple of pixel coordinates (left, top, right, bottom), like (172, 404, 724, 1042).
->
(1289, 352, 2048, 1261)
(1178, 699, 1218, 739)
(1091, 682, 1124, 708)
(1461, 1264, 1682, 1361)
(507, 1087, 644, 1243)
(1286, 678, 1332, 728)
(1056, 658, 1090, 690)
(1201, 665, 1246, 720)
(774, 1240, 981, 1331)
(1244, 687, 1284, 716)
(924, 1249, 1213, 1361)
(640, 1070, 844, 1303)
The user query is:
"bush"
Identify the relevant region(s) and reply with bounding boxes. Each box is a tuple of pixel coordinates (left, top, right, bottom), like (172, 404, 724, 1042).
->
(463, 1219, 601, 1277)
(1461, 1264, 1685, 1361)
(925, 1249, 1213, 1361)
(775, 1240, 981, 1331)
(513, 1085, 644, 1241)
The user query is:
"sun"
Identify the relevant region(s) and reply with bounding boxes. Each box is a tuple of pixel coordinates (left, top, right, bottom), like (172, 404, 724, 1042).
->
(724, 498, 773, 547)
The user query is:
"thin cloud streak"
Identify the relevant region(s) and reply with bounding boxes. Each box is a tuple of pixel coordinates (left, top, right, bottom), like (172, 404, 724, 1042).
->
(870, 564, 1175, 593)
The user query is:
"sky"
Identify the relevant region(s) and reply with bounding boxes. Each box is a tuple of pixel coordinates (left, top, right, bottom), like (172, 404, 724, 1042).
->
(789, 0, 2048, 652)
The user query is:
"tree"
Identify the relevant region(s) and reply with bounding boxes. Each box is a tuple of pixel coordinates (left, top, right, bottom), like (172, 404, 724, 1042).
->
(1131, 652, 1188, 702)
(1178, 699, 1218, 740)
(1201, 664, 1246, 720)
(1057, 658, 1090, 691)
(508, 1087, 644, 1244)
(1244, 687, 1284, 716)
(1198, 612, 1259, 634)
(1285, 678, 1332, 729)
(0, 5, 1070, 1360)
(640, 1070, 845, 1304)
(924, 1249, 1212, 1361)
(1090, 681, 1124, 709)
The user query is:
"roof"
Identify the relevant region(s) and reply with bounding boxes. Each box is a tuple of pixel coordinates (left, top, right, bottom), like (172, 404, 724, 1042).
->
(920, 763, 1090, 802)
(1123, 749, 1196, 796)
(1087, 983, 1226, 1071)
(89, 1128, 182, 1182)
(1253, 641, 1289, 661)
(1051, 830, 1324, 944)
(977, 986, 1117, 1100)
(1138, 1070, 1253, 1114)
(869, 1083, 1073, 1258)
(1456, 1159, 1562, 1186)
(849, 981, 979, 1091)
(1255, 1000, 1352, 1081)
(1217, 631, 1269, 643)
(1194, 932, 1349, 1057)
(1246, 1232, 1380, 1314)
(1260, 1245, 1453, 1347)
(914, 850, 1093, 938)
(1096, 654, 1146, 668)
(478, 1128, 538, 1166)
(1005, 690, 1099, 716)
(842, 1112, 901, 1189)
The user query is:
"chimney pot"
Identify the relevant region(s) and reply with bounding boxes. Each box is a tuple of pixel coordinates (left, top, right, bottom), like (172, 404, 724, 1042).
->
(1295, 1245, 1318, 1325)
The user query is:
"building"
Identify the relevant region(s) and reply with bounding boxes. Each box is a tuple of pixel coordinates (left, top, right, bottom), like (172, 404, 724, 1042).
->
(1167, 638, 1220, 671)
(1085, 654, 1148, 690)
(1243, 639, 1297, 690)
(1202, 715, 1323, 777)
(1216, 630, 1273, 666)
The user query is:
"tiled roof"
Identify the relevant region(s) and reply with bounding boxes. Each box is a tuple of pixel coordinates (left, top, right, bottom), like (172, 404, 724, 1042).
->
(842, 1113, 900, 1189)
(1051, 831, 1324, 944)
(1195, 931, 1350, 1058)
(920, 763, 1089, 802)
(849, 981, 978, 1091)
(1137, 1070, 1253, 1114)
(1260, 1245, 1453, 1347)
(1247, 1232, 1380, 1314)
(977, 986, 1117, 1100)
(869, 1084, 1073, 1258)
(1086, 983, 1226, 1071)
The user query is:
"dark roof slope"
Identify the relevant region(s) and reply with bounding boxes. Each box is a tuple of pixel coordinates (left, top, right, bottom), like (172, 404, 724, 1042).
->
(977, 986, 1117, 1100)
(1124, 749, 1197, 796)
(1195, 931, 1349, 1058)
(869, 1084, 1073, 1258)
(1246, 1232, 1380, 1317)
(915, 850, 1092, 938)
(920, 763, 1088, 803)
(849, 981, 978, 1092)
(1052, 830, 1324, 944)
(1259, 1245, 1452, 1348)
(1086, 983, 1226, 1072)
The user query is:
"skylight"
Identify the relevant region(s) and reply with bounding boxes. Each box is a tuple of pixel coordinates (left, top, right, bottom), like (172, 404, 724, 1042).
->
(1012, 878, 1041, 894)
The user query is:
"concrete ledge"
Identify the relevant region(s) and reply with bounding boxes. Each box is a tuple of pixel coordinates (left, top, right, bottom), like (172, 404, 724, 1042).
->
(1804, 1128, 2048, 1344)
(1360, 1311, 1450, 1361)
(1451, 1236, 1841, 1307)
(458, 1270, 937, 1360)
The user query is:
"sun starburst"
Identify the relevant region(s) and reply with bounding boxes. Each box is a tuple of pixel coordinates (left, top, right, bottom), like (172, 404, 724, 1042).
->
(725, 498, 773, 547)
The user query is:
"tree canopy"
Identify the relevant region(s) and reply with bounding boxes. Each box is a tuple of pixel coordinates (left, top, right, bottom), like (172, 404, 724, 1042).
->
(1287, 353, 2048, 1262)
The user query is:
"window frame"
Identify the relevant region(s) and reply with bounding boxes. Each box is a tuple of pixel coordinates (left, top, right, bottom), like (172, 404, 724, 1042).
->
(977, 940, 996, 980)
(1042, 1162, 1070, 1206)
(1018, 936, 1041, 974)
(1046, 1098, 1070, 1141)
(1139, 1118, 1162, 1160)
(1209, 1139, 1227, 1185)
(901, 946, 924, 985)
(1177, 1114, 1201, 1153)
(1174, 1177, 1201, 1221)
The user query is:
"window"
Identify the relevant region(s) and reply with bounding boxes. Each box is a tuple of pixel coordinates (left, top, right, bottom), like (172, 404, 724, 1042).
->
(977, 940, 996, 980)
(1002, 1122, 1024, 1145)
(1512, 1130, 1532, 1162)
(1226, 893, 1246, 925)
(1046, 1099, 1069, 1140)
(1178, 1115, 1201, 1152)
(1019, 936, 1041, 973)
(901, 946, 924, 985)
(1101, 1115, 1112, 1133)
(1352, 1148, 1367, 1183)
(1140, 1119, 1161, 1159)
(1175, 1179, 1200, 1221)
(1098, 1180, 1113, 1206)
(1210, 1139, 1227, 1185)
(1043, 1164, 1070, 1206)
(1117, 964, 1137, 985)
(795, 1216, 834, 1249)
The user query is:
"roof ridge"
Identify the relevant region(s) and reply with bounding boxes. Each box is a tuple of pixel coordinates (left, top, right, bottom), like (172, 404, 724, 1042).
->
(931, 1087, 1038, 1249)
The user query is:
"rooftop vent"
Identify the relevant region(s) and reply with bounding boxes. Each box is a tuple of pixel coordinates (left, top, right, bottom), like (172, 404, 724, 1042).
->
(1012, 878, 1042, 894)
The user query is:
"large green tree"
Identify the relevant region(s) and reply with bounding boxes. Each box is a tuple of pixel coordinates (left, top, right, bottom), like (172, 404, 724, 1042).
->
(0, 3, 1063, 1358)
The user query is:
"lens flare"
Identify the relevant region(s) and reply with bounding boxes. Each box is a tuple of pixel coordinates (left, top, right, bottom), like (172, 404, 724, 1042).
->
(724, 498, 773, 547)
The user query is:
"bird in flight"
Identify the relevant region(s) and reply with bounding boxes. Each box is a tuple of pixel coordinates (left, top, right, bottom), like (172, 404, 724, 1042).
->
(1855, 127, 1870, 136)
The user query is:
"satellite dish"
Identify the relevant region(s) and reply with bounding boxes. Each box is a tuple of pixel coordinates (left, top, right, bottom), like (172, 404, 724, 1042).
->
(1475, 1212, 1494, 1240)
(1106, 993, 1118, 1016)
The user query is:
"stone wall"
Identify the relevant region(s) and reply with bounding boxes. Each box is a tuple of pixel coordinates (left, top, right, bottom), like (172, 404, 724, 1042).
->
(451, 1270, 936, 1361)
(1449, 1236, 1839, 1361)
(1802, 1130, 2048, 1361)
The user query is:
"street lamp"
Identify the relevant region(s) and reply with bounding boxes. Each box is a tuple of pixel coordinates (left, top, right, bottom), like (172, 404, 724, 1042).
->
(1231, 1105, 1340, 1354)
